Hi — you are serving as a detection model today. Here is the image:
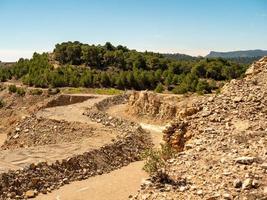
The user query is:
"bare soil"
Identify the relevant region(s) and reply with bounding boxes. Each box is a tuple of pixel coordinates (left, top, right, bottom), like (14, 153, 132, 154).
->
(35, 161, 148, 200)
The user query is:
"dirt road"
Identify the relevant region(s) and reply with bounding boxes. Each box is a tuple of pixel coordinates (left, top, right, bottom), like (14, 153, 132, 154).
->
(0, 95, 115, 173)
(35, 161, 147, 200)
(1, 94, 165, 200)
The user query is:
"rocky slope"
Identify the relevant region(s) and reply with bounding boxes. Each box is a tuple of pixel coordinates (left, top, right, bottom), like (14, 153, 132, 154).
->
(134, 57, 267, 199)
(127, 91, 202, 122)
(1, 117, 96, 149)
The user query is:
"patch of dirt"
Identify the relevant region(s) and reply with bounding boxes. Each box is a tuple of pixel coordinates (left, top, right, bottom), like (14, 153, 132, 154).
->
(35, 161, 148, 200)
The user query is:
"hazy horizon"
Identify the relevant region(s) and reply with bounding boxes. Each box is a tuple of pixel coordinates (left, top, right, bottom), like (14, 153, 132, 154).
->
(0, 0, 267, 61)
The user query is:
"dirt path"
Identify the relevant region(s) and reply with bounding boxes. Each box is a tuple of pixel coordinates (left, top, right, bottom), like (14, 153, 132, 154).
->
(36, 94, 109, 124)
(34, 102, 164, 200)
(1, 94, 165, 200)
(35, 161, 147, 200)
(0, 95, 116, 173)
(107, 103, 166, 146)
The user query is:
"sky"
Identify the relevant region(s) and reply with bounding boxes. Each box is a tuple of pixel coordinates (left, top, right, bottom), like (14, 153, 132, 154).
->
(0, 0, 267, 61)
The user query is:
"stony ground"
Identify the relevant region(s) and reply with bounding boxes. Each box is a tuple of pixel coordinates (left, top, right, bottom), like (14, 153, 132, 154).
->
(2, 117, 96, 149)
(134, 57, 267, 199)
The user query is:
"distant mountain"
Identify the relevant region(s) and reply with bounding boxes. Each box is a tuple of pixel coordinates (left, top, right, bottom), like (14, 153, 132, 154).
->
(206, 50, 267, 58)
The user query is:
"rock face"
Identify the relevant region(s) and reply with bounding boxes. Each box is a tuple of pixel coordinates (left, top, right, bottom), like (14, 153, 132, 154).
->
(134, 57, 267, 199)
(127, 91, 200, 121)
(44, 95, 93, 108)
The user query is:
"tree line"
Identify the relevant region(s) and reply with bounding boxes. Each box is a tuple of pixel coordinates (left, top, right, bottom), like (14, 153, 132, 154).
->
(0, 41, 249, 94)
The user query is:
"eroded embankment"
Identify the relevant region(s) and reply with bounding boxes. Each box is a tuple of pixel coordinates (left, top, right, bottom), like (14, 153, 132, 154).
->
(126, 91, 203, 122)
(44, 94, 94, 108)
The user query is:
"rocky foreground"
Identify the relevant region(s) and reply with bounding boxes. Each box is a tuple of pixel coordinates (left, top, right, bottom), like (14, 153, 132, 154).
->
(134, 57, 267, 199)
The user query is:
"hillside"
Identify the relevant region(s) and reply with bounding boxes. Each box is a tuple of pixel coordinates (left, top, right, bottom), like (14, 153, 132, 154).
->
(206, 49, 267, 58)
(0, 41, 249, 96)
(135, 57, 267, 199)
(162, 53, 198, 61)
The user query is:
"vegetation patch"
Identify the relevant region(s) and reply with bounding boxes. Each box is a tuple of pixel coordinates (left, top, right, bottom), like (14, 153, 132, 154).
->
(0, 42, 249, 95)
(0, 99, 5, 108)
(8, 85, 26, 96)
(62, 87, 123, 95)
(142, 144, 175, 175)
(29, 89, 43, 95)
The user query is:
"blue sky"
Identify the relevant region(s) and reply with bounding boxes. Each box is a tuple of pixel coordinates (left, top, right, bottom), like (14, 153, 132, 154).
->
(0, 0, 266, 61)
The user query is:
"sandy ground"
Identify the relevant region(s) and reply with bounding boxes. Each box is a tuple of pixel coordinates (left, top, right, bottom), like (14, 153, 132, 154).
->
(35, 161, 148, 200)
(0, 134, 115, 173)
(36, 94, 109, 124)
(0, 134, 6, 146)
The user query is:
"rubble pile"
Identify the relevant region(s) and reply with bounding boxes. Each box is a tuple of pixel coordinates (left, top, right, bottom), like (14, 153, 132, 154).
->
(134, 57, 267, 199)
(1, 116, 95, 149)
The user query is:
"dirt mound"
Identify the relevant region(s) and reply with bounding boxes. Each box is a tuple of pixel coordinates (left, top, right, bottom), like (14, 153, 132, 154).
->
(135, 57, 267, 199)
(1, 116, 96, 149)
(127, 91, 201, 122)
(0, 90, 55, 143)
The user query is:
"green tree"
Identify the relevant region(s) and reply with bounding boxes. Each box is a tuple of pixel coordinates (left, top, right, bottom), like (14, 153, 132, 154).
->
(154, 83, 164, 93)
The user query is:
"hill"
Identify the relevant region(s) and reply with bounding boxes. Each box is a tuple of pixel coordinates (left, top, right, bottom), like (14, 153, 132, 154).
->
(206, 49, 267, 58)
(0, 41, 249, 95)
(162, 53, 198, 61)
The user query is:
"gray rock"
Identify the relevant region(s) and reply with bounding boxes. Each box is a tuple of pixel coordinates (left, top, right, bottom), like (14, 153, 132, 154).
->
(235, 156, 256, 165)
(233, 179, 242, 188)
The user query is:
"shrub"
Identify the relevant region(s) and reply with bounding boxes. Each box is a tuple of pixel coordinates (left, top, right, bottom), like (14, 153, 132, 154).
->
(154, 83, 164, 93)
(0, 99, 4, 108)
(141, 144, 175, 175)
(0, 85, 5, 91)
(196, 80, 211, 94)
(29, 89, 43, 95)
(8, 85, 17, 93)
(16, 87, 26, 96)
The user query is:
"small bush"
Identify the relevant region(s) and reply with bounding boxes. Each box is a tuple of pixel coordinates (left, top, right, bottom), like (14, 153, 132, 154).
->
(0, 85, 5, 91)
(29, 89, 43, 95)
(154, 83, 164, 93)
(0, 99, 4, 108)
(16, 87, 26, 96)
(8, 85, 17, 93)
(141, 144, 175, 175)
(48, 88, 60, 95)
(196, 80, 211, 94)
